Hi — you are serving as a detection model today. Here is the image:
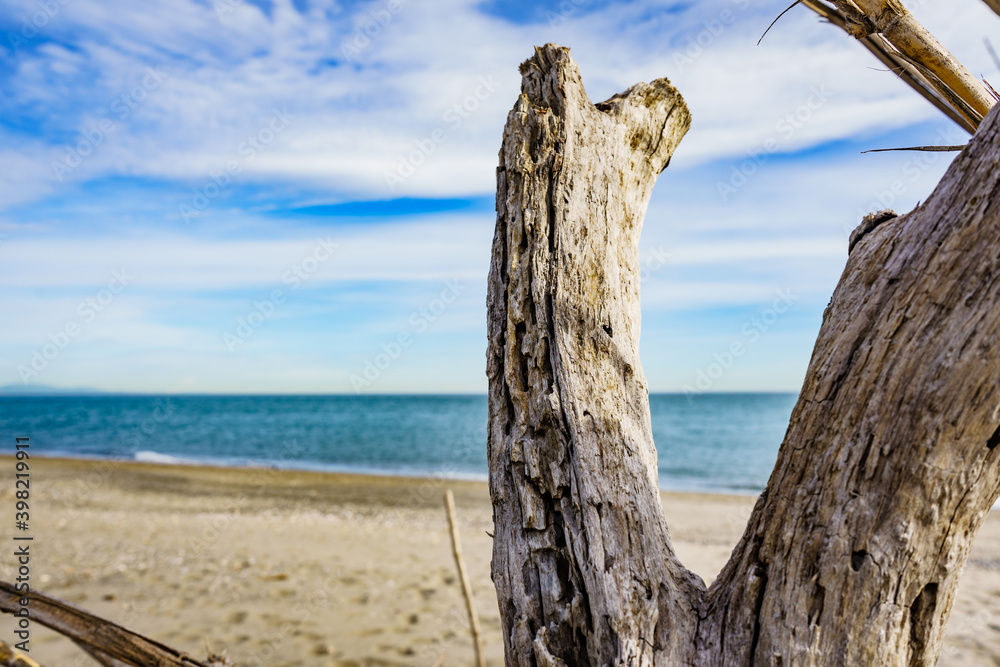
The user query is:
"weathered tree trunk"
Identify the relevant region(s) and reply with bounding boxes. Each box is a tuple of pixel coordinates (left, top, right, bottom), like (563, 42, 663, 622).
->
(487, 44, 701, 666)
(487, 44, 1000, 666)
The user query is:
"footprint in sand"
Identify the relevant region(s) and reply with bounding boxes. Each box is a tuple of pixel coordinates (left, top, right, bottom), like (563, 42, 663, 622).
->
(225, 610, 248, 624)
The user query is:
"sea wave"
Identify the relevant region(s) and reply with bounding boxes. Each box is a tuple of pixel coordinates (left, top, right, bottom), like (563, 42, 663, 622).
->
(134, 450, 192, 465)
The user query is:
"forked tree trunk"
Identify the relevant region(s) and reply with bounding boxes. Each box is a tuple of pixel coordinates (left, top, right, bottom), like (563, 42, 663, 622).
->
(487, 44, 1000, 666)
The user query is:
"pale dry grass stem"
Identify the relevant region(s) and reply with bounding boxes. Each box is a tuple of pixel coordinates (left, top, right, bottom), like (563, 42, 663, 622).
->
(797, 0, 998, 134)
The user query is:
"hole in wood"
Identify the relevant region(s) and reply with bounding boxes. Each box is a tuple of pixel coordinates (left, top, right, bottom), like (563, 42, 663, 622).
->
(909, 582, 939, 656)
(987, 426, 1000, 450)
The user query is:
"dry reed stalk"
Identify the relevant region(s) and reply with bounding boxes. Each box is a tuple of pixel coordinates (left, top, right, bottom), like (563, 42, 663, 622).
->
(0, 581, 213, 667)
(0, 640, 43, 667)
(800, 0, 997, 132)
(444, 489, 485, 667)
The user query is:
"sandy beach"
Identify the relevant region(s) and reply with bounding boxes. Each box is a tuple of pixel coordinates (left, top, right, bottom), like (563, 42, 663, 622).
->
(2, 457, 999, 666)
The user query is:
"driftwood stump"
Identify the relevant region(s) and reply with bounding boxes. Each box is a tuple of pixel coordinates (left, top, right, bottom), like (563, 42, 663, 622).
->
(487, 44, 1000, 666)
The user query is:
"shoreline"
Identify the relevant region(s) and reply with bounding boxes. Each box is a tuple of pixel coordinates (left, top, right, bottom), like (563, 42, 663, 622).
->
(2, 456, 998, 665)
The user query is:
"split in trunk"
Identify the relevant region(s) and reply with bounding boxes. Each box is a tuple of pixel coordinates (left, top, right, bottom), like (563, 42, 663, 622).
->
(487, 43, 1000, 666)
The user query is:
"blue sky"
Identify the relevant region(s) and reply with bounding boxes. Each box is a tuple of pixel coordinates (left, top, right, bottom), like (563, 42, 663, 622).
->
(0, 0, 997, 394)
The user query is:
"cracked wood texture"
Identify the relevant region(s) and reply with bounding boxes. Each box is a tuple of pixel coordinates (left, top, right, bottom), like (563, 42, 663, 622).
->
(487, 44, 1000, 666)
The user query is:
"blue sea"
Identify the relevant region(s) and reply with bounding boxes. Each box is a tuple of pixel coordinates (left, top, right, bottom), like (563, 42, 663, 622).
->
(0, 393, 797, 494)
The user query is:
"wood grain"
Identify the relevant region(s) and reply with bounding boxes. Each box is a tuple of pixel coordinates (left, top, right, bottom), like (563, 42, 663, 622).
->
(488, 43, 1000, 665)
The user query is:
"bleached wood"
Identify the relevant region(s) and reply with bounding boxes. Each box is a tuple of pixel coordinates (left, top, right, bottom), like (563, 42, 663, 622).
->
(488, 44, 1000, 666)
(487, 44, 699, 666)
(833, 0, 995, 123)
(800, 0, 978, 133)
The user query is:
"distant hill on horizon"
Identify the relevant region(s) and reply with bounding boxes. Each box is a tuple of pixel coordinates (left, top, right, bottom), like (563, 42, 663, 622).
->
(0, 384, 108, 396)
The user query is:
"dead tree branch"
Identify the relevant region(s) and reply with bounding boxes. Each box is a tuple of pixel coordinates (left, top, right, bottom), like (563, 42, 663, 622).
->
(0, 581, 215, 667)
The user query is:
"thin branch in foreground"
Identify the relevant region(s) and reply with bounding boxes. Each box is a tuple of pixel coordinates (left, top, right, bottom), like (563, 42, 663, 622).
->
(987, 38, 1000, 73)
(861, 145, 967, 154)
(757, 1, 802, 46)
(984, 77, 1000, 103)
(848, 0, 994, 117)
(444, 490, 485, 667)
(0, 581, 214, 667)
(798, 0, 990, 133)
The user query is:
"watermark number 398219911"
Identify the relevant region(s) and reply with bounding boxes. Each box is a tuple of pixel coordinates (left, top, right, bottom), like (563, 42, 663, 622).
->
(12, 437, 32, 653)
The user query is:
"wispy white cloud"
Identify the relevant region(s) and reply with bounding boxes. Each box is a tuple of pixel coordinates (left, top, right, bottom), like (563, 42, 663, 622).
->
(1, 0, 993, 392)
(3, 0, 992, 202)
(0, 216, 494, 289)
